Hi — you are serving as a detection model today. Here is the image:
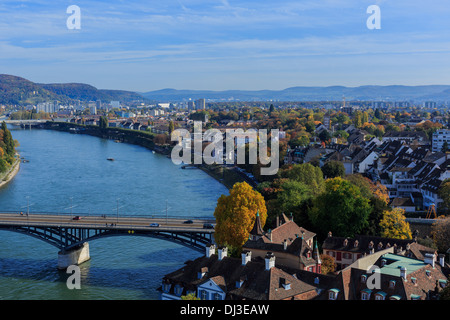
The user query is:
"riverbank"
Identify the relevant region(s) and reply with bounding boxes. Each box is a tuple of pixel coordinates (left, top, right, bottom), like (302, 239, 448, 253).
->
(0, 158, 20, 189)
(38, 121, 254, 190)
(197, 164, 247, 190)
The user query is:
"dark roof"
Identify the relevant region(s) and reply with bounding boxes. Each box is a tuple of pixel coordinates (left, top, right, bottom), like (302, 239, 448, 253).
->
(322, 235, 415, 255)
(162, 254, 321, 300)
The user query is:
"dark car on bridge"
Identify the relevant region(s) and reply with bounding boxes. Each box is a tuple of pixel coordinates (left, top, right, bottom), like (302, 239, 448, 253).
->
(72, 216, 82, 220)
(183, 220, 193, 224)
(203, 223, 214, 229)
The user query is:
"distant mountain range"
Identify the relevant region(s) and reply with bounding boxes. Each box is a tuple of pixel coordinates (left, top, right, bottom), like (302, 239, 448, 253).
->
(0, 74, 148, 105)
(1, 74, 450, 105)
(142, 85, 450, 102)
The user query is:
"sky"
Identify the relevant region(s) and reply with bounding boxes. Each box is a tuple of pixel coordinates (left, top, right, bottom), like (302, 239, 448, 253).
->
(1, 0, 450, 92)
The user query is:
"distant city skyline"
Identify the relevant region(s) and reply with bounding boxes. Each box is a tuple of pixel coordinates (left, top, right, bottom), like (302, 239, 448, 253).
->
(1, 1, 450, 92)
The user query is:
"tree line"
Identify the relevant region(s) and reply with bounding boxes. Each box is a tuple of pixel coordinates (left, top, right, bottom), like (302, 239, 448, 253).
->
(0, 122, 16, 173)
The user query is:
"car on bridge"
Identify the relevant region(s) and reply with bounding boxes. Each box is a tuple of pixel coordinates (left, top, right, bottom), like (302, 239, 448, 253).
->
(149, 223, 160, 227)
(72, 216, 82, 220)
(183, 220, 193, 224)
(203, 223, 214, 229)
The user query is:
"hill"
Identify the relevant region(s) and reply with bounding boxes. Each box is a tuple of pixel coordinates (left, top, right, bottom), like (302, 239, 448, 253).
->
(142, 85, 450, 102)
(0, 74, 148, 105)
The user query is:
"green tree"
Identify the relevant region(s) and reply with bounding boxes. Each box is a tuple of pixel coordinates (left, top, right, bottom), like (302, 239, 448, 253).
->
(99, 116, 108, 129)
(280, 163, 325, 196)
(309, 177, 371, 238)
(276, 180, 313, 226)
(1, 122, 14, 158)
(181, 293, 200, 300)
(168, 120, 174, 135)
(321, 160, 345, 179)
(318, 129, 331, 143)
(440, 284, 450, 300)
(442, 141, 449, 153)
(438, 179, 450, 212)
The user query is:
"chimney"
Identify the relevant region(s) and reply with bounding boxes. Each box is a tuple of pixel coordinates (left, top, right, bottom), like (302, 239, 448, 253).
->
(218, 246, 228, 261)
(400, 266, 407, 281)
(283, 239, 287, 251)
(439, 254, 445, 267)
(241, 250, 251, 265)
(265, 252, 275, 270)
(205, 243, 216, 258)
(424, 253, 436, 268)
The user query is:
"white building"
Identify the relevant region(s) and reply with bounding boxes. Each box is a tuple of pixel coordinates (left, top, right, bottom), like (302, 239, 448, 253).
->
(432, 129, 450, 152)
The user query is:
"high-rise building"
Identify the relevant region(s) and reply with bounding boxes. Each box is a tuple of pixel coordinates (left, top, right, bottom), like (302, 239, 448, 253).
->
(432, 129, 450, 152)
(195, 98, 206, 109)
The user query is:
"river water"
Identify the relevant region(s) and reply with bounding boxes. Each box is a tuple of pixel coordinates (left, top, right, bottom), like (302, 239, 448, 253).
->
(0, 126, 228, 300)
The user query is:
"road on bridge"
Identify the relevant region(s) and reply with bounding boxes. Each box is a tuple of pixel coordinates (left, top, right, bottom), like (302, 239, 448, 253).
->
(0, 212, 216, 232)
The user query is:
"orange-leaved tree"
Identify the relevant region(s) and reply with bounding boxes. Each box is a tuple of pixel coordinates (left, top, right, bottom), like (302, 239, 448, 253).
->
(214, 181, 267, 251)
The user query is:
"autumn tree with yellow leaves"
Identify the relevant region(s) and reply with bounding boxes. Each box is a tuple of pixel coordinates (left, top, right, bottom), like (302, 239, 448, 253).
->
(379, 208, 412, 240)
(214, 182, 267, 252)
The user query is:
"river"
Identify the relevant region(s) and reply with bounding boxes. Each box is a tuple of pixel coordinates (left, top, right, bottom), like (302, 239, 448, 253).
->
(0, 126, 229, 300)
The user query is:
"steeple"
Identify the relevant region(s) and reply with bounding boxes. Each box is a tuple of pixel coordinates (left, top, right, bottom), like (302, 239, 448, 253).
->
(313, 241, 321, 264)
(249, 211, 264, 240)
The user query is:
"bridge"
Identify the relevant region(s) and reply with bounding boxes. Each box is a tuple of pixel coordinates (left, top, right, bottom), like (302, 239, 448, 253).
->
(2, 119, 47, 124)
(0, 211, 216, 269)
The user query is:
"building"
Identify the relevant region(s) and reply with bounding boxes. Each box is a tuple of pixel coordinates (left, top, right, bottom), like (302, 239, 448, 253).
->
(159, 244, 324, 300)
(321, 233, 433, 270)
(242, 213, 322, 273)
(337, 251, 448, 300)
(432, 129, 450, 152)
(195, 99, 206, 109)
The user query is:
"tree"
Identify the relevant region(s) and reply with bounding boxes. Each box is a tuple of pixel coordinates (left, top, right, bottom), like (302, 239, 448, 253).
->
(181, 293, 200, 300)
(379, 208, 412, 240)
(168, 120, 175, 135)
(318, 129, 331, 143)
(431, 216, 450, 253)
(276, 180, 313, 227)
(279, 163, 325, 196)
(345, 174, 389, 205)
(321, 160, 345, 179)
(440, 284, 450, 300)
(309, 177, 371, 238)
(99, 116, 108, 129)
(1, 121, 14, 158)
(438, 179, 450, 212)
(213, 182, 267, 250)
(442, 141, 449, 153)
(320, 254, 336, 275)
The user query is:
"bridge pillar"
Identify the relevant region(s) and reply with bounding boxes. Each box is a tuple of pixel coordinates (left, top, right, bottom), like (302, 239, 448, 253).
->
(57, 242, 90, 270)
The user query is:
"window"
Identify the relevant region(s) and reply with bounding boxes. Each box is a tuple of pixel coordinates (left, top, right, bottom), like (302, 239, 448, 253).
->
(361, 289, 371, 300)
(328, 289, 339, 300)
(213, 293, 221, 300)
(389, 280, 396, 289)
(361, 275, 367, 284)
(375, 292, 386, 300)
(200, 290, 208, 300)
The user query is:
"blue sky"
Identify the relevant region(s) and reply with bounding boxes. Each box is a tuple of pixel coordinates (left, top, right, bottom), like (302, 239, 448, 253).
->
(1, 0, 450, 92)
